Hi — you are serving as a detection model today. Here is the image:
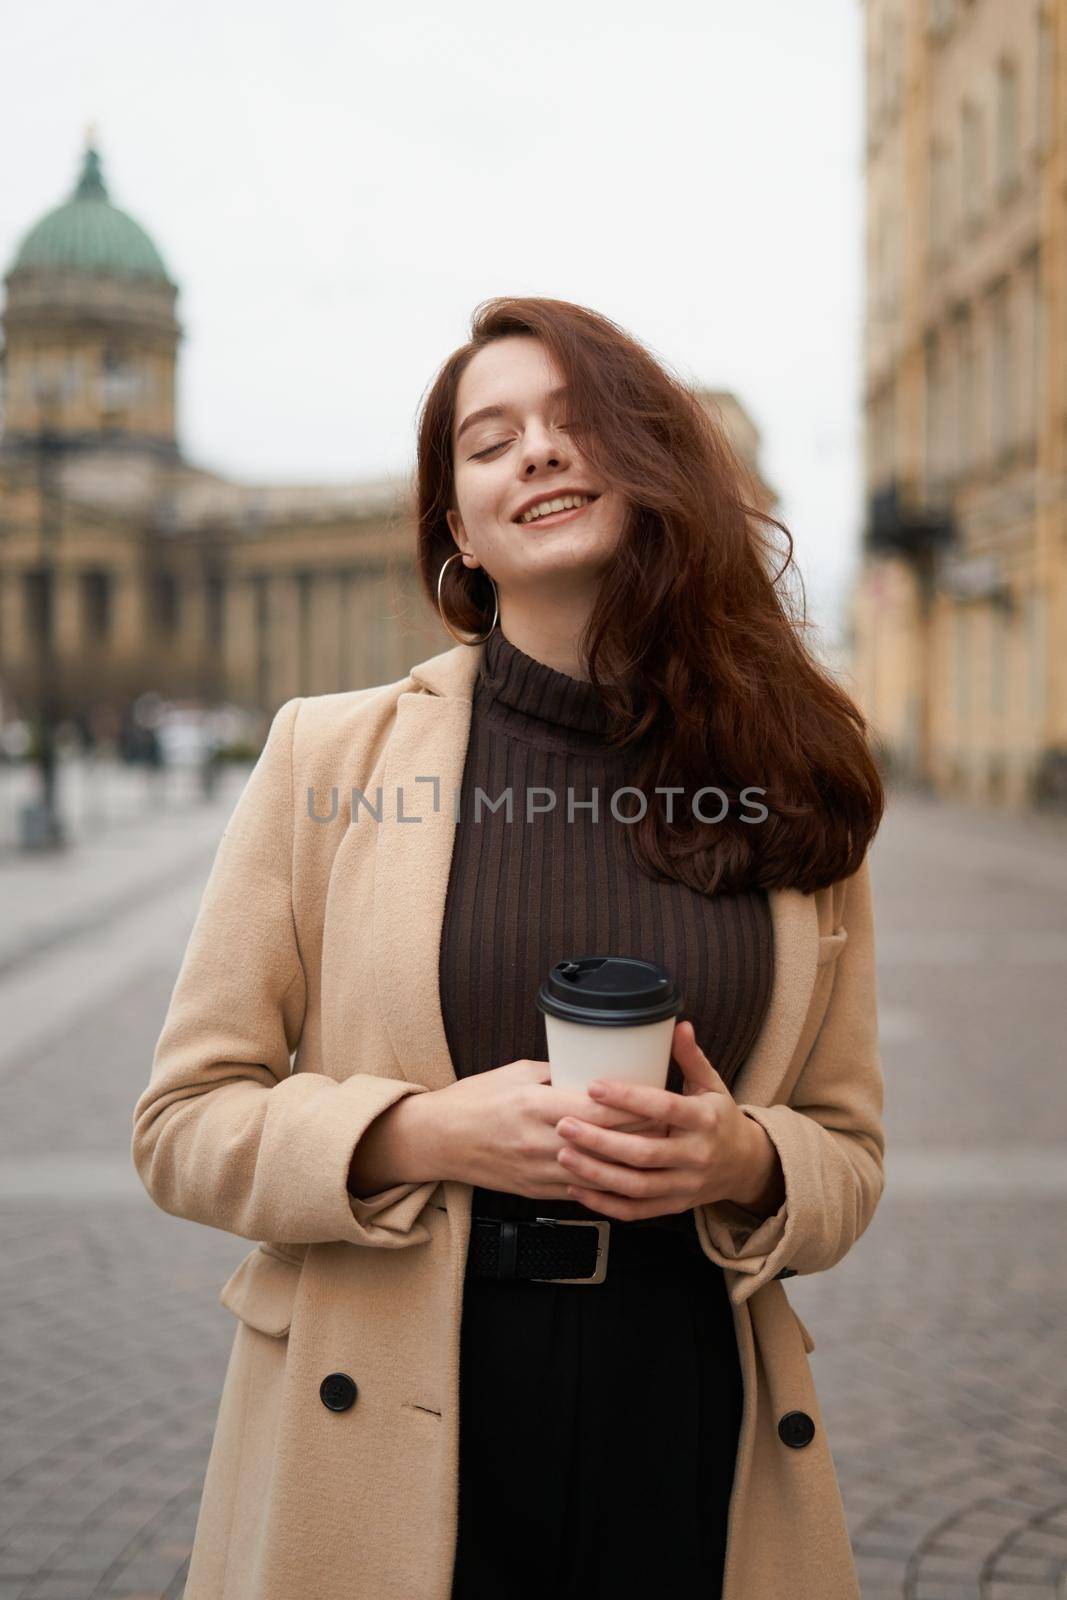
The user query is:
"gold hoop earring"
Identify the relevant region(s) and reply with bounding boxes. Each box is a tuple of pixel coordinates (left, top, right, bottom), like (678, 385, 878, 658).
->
(436, 551, 499, 645)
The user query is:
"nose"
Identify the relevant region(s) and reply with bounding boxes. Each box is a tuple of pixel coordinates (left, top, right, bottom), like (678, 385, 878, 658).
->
(520, 421, 569, 476)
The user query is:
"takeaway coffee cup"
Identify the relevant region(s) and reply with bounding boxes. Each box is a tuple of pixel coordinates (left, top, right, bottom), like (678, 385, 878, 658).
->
(537, 956, 684, 1134)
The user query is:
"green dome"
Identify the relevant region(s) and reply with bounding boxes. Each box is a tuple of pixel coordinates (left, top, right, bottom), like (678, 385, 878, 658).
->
(10, 144, 172, 282)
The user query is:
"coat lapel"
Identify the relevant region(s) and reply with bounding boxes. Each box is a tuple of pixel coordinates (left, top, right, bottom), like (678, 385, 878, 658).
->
(372, 639, 819, 1103)
(372, 642, 486, 1094)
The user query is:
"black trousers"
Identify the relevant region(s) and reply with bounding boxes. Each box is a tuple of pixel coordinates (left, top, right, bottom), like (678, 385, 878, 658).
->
(450, 1218, 744, 1600)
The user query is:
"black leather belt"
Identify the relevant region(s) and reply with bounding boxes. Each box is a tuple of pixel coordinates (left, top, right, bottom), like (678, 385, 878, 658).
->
(467, 1213, 696, 1285)
(466, 1211, 798, 1285)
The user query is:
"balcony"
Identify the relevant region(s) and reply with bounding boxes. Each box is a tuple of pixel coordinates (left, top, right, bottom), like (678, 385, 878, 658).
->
(864, 479, 958, 560)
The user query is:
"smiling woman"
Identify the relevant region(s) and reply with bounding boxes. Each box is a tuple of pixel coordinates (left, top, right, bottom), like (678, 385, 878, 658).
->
(138, 294, 885, 1600)
(405, 296, 885, 1599)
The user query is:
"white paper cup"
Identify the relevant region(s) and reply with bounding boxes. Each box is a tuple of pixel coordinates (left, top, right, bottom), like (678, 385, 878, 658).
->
(538, 957, 683, 1137)
(544, 1013, 676, 1094)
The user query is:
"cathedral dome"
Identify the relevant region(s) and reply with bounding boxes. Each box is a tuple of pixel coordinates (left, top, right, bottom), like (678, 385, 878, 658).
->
(9, 142, 172, 282)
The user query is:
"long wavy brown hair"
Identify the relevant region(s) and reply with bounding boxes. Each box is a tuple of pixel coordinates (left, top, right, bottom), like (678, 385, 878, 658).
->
(413, 295, 884, 896)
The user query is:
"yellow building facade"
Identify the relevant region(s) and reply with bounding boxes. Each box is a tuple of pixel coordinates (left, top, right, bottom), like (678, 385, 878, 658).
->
(854, 0, 1067, 807)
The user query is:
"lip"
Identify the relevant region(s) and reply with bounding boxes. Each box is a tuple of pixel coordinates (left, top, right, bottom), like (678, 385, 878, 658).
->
(512, 490, 600, 524)
(513, 493, 600, 528)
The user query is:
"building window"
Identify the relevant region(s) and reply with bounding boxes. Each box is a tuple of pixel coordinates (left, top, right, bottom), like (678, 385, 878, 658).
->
(886, 10, 904, 113)
(955, 607, 970, 735)
(925, 334, 944, 492)
(1027, 587, 1046, 720)
(868, 5, 904, 141)
(82, 569, 111, 641)
(868, 379, 897, 486)
(989, 281, 1014, 458)
(929, 141, 949, 260)
(869, 8, 886, 137)
(990, 603, 1008, 719)
(874, 202, 903, 321)
(957, 307, 976, 474)
(205, 571, 225, 653)
(1032, 252, 1047, 426)
(23, 569, 52, 647)
(961, 99, 984, 228)
(929, 0, 955, 40)
(944, 323, 961, 481)
(996, 55, 1020, 198)
(1037, 6, 1055, 157)
(153, 572, 180, 634)
(1020, 251, 1041, 445)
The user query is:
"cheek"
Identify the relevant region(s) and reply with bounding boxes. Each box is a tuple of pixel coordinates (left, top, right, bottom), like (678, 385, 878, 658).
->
(453, 472, 499, 533)
(593, 494, 626, 546)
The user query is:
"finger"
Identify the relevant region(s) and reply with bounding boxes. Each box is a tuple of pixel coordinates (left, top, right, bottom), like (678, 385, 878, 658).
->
(672, 1022, 730, 1095)
(612, 1118, 671, 1137)
(555, 1118, 685, 1169)
(542, 1089, 666, 1133)
(556, 1142, 671, 1199)
(585, 1079, 702, 1130)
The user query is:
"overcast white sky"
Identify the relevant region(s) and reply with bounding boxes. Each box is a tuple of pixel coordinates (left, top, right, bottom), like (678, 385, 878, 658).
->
(3, 0, 865, 649)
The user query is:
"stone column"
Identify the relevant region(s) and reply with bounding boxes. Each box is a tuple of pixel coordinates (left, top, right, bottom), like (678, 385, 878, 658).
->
(309, 570, 344, 694)
(111, 565, 146, 657)
(271, 573, 301, 707)
(224, 573, 258, 707)
(54, 566, 82, 662)
(0, 569, 24, 672)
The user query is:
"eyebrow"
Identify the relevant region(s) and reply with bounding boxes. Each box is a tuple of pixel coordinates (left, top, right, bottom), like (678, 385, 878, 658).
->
(455, 384, 570, 444)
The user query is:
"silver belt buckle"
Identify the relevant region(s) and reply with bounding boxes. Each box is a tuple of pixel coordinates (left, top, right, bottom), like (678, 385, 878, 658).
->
(531, 1217, 610, 1284)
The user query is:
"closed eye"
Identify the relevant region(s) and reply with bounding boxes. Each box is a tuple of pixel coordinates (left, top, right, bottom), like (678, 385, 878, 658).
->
(470, 424, 573, 461)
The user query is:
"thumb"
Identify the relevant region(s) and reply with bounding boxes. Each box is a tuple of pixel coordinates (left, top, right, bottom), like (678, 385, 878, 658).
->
(673, 1021, 731, 1097)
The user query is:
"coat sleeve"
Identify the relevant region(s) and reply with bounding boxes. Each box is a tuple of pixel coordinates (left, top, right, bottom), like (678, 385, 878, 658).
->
(131, 695, 440, 1249)
(694, 852, 885, 1305)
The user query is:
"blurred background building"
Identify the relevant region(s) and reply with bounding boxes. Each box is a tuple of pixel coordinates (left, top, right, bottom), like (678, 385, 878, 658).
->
(0, 137, 777, 759)
(854, 0, 1066, 809)
(0, 137, 445, 740)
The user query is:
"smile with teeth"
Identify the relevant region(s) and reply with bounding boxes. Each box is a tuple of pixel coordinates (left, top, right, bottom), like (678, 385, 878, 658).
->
(518, 494, 597, 525)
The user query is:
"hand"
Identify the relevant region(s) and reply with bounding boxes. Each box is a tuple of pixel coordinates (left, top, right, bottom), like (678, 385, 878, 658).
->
(430, 1058, 671, 1201)
(552, 1021, 767, 1220)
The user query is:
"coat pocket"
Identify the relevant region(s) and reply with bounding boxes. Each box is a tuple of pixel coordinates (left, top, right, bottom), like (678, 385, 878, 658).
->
(816, 927, 848, 968)
(219, 1243, 303, 1338)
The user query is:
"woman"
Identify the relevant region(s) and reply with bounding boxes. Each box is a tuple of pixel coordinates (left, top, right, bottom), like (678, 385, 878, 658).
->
(132, 296, 886, 1600)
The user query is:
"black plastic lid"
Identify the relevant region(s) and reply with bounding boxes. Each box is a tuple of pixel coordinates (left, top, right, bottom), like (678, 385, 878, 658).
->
(536, 955, 683, 1028)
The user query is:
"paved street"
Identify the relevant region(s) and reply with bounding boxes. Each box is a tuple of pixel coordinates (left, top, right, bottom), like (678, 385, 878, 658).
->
(0, 780, 1065, 1599)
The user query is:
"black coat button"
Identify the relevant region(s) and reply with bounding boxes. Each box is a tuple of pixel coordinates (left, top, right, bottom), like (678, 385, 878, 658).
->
(778, 1410, 815, 1448)
(320, 1372, 358, 1412)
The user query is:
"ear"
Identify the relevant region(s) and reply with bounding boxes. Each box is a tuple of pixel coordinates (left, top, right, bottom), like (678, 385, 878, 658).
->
(445, 517, 480, 571)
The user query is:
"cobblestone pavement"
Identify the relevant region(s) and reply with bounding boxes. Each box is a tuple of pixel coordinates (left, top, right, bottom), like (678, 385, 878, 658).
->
(0, 783, 1064, 1598)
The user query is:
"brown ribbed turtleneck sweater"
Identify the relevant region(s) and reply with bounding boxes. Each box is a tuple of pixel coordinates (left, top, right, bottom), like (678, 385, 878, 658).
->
(438, 625, 774, 1231)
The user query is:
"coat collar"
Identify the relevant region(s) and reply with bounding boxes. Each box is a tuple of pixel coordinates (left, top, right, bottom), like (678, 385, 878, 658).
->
(375, 637, 819, 1102)
(408, 638, 485, 700)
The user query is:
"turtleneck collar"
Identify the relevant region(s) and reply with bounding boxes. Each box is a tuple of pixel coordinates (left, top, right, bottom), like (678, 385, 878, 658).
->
(476, 625, 619, 753)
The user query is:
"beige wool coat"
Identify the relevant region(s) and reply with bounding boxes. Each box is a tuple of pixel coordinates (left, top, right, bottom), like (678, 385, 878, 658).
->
(131, 636, 886, 1600)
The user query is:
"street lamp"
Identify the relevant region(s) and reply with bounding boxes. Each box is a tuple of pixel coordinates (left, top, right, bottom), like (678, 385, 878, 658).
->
(19, 367, 77, 851)
(18, 359, 144, 851)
